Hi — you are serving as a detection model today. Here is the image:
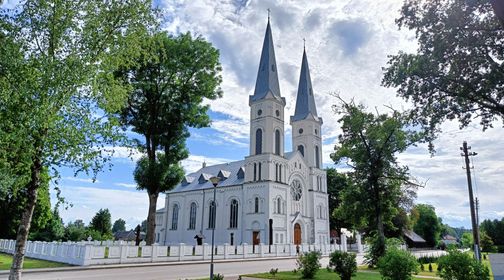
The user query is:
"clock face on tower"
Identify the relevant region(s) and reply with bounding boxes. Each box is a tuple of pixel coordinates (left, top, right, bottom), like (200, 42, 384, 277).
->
(290, 180, 303, 201)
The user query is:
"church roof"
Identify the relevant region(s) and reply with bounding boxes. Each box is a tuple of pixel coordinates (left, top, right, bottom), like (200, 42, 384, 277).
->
(291, 49, 319, 122)
(169, 160, 245, 193)
(251, 19, 282, 102)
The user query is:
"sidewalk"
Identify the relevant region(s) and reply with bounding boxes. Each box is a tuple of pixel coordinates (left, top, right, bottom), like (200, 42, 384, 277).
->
(490, 254, 504, 280)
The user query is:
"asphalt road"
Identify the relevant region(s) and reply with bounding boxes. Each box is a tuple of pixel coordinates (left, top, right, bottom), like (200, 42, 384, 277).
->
(0, 258, 331, 280)
(490, 254, 504, 280)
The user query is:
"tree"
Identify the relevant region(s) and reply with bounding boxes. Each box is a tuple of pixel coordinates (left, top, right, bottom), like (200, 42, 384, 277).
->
(65, 220, 87, 242)
(29, 207, 64, 242)
(90, 209, 113, 240)
(112, 218, 126, 233)
(461, 232, 474, 249)
(481, 218, 504, 245)
(326, 168, 352, 236)
(117, 31, 222, 245)
(480, 231, 495, 252)
(331, 98, 422, 261)
(382, 0, 504, 146)
(0, 1, 154, 278)
(411, 204, 442, 247)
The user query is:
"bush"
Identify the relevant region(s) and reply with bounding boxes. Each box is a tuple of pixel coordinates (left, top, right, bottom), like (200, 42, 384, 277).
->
(328, 251, 357, 280)
(296, 251, 321, 279)
(269, 268, 278, 276)
(428, 263, 433, 272)
(437, 249, 490, 280)
(378, 248, 419, 280)
(213, 273, 224, 280)
(364, 234, 386, 267)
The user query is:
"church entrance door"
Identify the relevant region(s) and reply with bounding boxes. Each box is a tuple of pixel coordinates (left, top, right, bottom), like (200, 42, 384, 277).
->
(294, 223, 301, 245)
(252, 231, 260, 245)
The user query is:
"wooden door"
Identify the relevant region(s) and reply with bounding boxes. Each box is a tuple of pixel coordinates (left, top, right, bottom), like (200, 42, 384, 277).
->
(253, 231, 260, 245)
(294, 223, 301, 245)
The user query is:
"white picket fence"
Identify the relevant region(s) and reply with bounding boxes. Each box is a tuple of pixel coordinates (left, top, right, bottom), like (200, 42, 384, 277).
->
(0, 239, 346, 266)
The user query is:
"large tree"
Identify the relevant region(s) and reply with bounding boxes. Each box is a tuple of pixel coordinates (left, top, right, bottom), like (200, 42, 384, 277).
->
(382, 0, 504, 144)
(325, 168, 352, 236)
(89, 208, 113, 240)
(411, 204, 442, 247)
(331, 98, 422, 262)
(0, 1, 153, 279)
(118, 31, 222, 245)
(112, 218, 126, 233)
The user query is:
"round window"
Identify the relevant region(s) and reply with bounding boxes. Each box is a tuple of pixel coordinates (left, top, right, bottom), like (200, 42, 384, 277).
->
(290, 180, 302, 201)
(258, 109, 262, 116)
(299, 128, 303, 134)
(276, 110, 280, 117)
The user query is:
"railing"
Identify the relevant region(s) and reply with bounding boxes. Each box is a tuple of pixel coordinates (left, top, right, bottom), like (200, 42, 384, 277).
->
(0, 239, 345, 266)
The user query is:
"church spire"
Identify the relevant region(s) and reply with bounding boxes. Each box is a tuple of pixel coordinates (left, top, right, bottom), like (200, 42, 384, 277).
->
(251, 17, 281, 102)
(292, 49, 319, 122)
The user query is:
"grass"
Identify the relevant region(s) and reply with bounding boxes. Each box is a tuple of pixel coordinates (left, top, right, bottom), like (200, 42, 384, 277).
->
(244, 269, 432, 279)
(0, 253, 69, 270)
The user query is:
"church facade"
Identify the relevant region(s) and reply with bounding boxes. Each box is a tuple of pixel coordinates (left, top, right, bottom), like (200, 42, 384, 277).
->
(155, 19, 330, 246)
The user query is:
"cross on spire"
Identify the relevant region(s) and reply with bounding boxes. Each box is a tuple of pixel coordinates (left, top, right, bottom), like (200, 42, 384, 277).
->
(303, 38, 306, 50)
(267, 8, 271, 21)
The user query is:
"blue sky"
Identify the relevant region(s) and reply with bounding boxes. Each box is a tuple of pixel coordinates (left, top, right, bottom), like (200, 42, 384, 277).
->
(3, 0, 504, 230)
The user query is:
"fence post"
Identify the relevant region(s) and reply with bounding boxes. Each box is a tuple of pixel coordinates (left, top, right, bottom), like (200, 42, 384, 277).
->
(242, 243, 248, 259)
(178, 243, 185, 261)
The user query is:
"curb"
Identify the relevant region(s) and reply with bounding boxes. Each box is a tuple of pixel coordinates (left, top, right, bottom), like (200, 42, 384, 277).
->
(0, 256, 299, 275)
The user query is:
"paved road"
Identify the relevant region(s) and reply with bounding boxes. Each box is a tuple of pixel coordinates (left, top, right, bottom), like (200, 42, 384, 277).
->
(490, 254, 504, 280)
(0, 258, 332, 280)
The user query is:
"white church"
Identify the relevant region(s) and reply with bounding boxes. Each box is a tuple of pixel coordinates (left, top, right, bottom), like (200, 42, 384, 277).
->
(155, 19, 330, 246)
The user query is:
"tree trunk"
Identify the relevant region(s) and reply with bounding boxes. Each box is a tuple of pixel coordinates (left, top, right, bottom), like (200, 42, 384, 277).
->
(145, 192, 159, 245)
(9, 157, 42, 280)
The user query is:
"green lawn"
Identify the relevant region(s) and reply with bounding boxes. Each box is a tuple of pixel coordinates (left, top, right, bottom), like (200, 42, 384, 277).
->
(0, 253, 69, 270)
(244, 269, 432, 279)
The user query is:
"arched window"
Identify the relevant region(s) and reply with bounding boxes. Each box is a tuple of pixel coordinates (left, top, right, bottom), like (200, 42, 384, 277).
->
(255, 129, 262, 154)
(229, 199, 238, 228)
(275, 130, 281, 155)
(254, 197, 259, 213)
(277, 197, 281, 214)
(258, 162, 262, 180)
(315, 146, 320, 168)
(171, 204, 179, 230)
(279, 165, 282, 183)
(275, 164, 279, 181)
(298, 145, 304, 157)
(208, 201, 216, 229)
(188, 202, 197, 230)
(253, 163, 257, 181)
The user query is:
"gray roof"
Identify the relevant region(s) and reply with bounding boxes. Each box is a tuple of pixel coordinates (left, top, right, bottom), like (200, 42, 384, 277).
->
(403, 230, 426, 243)
(251, 20, 282, 102)
(169, 160, 246, 193)
(292, 49, 319, 122)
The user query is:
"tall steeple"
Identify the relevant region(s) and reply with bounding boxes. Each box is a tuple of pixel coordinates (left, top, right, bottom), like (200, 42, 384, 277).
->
(291, 49, 319, 122)
(251, 18, 282, 102)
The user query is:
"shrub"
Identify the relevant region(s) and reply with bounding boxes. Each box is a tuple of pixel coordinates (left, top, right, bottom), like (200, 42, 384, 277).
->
(437, 249, 490, 280)
(378, 248, 419, 280)
(328, 251, 357, 280)
(213, 273, 224, 280)
(269, 268, 278, 276)
(420, 264, 425, 271)
(296, 251, 321, 279)
(428, 263, 433, 272)
(364, 234, 386, 267)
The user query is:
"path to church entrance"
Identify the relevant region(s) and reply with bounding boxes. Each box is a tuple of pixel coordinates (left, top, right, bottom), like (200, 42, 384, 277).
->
(0, 257, 344, 280)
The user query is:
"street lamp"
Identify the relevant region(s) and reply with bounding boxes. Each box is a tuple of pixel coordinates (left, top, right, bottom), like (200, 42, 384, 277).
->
(209, 176, 220, 280)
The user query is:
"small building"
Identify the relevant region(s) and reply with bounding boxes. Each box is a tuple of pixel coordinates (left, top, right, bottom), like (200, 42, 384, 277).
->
(441, 235, 459, 246)
(114, 230, 145, 242)
(403, 230, 427, 248)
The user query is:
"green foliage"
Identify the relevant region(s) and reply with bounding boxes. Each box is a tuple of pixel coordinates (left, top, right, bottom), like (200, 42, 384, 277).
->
(480, 218, 504, 245)
(325, 168, 352, 233)
(269, 268, 278, 276)
(480, 231, 496, 252)
(460, 232, 474, 249)
(213, 273, 224, 280)
(365, 234, 386, 267)
(428, 263, 433, 272)
(112, 219, 126, 233)
(29, 207, 65, 241)
(382, 0, 504, 146)
(331, 99, 421, 246)
(90, 208, 112, 239)
(437, 249, 490, 280)
(65, 220, 87, 241)
(411, 204, 442, 247)
(378, 248, 419, 280)
(328, 251, 357, 280)
(117, 31, 222, 244)
(296, 251, 321, 279)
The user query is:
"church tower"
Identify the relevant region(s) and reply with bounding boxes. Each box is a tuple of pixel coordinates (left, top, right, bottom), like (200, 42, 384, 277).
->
(291, 49, 323, 169)
(246, 18, 286, 182)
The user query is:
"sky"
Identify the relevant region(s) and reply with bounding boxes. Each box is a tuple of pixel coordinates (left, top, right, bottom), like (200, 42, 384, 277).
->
(2, 0, 503, 231)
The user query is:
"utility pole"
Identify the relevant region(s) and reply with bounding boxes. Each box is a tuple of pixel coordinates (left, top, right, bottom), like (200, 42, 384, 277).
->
(460, 141, 481, 261)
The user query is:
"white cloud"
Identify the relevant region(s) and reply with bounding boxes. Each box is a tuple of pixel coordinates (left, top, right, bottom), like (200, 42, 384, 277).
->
(181, 154, 235, 174)
(62, 177, 98, 184)
(114, 183, 137, 188)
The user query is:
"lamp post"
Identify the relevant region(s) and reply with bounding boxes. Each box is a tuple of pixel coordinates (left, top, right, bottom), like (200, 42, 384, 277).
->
(209, 176, 220, 280)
